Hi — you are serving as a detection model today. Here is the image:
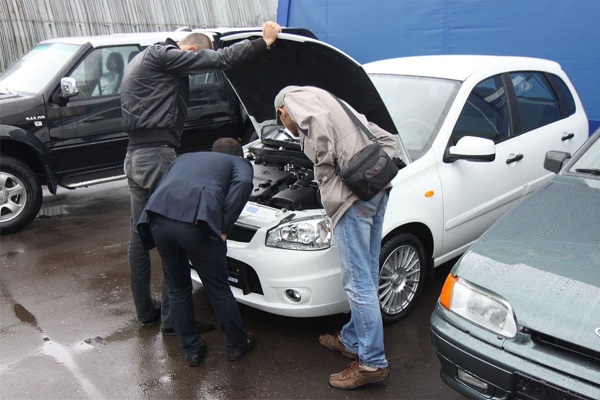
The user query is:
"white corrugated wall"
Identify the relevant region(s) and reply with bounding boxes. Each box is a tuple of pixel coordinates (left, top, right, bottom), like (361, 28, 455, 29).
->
(0, 0, 278, 71)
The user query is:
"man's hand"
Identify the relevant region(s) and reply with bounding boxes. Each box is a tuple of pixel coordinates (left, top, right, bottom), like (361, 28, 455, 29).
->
(221, 233, 227, 241)
(262, 21, 282, 47)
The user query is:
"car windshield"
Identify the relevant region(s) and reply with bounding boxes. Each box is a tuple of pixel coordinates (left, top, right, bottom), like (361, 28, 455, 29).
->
(369, 74, 459, 160)
(0, 43, 81, 95)
(567, 132, 600, 178)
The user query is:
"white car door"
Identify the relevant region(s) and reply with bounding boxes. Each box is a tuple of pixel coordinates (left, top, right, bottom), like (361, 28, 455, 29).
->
(438, 75, 527, 256)
(507, 71, 588, 195)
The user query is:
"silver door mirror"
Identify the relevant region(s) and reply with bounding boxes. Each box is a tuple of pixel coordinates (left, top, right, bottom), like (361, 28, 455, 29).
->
(60, 77, 80, 99)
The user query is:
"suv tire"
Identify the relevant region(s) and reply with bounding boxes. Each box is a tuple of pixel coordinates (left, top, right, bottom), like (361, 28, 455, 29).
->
(0, 156, 43, 235)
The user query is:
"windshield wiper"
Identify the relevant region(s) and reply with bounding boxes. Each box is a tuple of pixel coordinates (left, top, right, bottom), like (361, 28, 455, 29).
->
(574, 168, 600, 175)
(0, 87, 13, 94)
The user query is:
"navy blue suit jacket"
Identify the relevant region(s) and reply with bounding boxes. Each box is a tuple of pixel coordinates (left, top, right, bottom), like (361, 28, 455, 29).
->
(137, 151, 253, 249)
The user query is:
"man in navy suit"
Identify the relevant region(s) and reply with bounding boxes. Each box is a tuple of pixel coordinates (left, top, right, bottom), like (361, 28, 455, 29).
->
(137, 138, 254, 367)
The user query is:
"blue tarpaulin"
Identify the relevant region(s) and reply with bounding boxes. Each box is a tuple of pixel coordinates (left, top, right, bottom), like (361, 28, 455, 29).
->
(278, 0, 600, 134)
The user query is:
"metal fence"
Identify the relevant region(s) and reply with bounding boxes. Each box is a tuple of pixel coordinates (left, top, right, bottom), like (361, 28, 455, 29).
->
(0, 0, 278, 71)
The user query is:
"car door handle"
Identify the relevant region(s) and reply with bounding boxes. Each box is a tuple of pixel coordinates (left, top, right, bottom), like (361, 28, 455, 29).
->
(561, 132, 575, 141)
(506, 154, 523, 164)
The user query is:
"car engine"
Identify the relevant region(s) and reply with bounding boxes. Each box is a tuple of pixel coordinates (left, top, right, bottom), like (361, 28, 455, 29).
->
(245, 127, 322, 211)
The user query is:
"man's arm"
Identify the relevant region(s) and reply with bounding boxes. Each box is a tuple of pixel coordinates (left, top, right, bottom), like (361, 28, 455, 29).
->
(161, 21, 281, 76)
(221, 160, 254, 238)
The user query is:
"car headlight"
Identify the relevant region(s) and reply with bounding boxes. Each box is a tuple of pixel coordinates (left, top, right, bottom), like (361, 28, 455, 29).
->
(440, 274, 517, 338)
(266, 216, 332, 250)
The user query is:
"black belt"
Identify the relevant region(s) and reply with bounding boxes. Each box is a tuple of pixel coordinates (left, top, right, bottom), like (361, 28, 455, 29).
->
(127, 143, 175, 151)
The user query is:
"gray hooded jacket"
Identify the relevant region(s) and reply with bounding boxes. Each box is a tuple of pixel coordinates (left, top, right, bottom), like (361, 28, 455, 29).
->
(281, 86, 398, 227)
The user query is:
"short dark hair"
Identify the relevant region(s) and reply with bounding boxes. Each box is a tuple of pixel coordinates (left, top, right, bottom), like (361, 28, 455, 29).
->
(178, 32, 213, 50)
(212, 137, 243, 157)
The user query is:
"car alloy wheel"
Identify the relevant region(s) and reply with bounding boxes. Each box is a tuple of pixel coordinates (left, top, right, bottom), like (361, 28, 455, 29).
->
(0, 156, 42, 235)
(378, 232, 427, 323)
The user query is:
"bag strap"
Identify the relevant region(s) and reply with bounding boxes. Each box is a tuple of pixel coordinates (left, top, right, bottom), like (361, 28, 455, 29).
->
(330, 94, 380, 175)
(331, 95, 378, 143)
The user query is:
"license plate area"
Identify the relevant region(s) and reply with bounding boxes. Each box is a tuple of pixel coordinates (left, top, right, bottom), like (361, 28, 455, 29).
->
(513, 372, 587, 400)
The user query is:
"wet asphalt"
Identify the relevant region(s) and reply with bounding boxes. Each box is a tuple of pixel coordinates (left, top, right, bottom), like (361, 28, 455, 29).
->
(0, 180, 464, 399)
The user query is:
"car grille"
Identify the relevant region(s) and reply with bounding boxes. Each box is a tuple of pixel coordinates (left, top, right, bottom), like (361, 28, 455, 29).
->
(228, 223, 258, 243)
(226, 257, 263, 295)
(531, 331, 600, 364)
(513, 372, 588, 400)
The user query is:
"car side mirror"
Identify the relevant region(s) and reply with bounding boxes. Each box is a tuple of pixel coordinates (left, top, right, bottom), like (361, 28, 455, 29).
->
(60, 77, 80, 99)
(444, 136, 496, 163)
(544, 150, 571, 173)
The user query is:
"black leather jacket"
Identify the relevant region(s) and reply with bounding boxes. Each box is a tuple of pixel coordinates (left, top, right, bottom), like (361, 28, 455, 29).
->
(121, 37, 266, 148)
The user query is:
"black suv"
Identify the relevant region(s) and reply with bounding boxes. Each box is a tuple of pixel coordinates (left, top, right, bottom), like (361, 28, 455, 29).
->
(0, 30, 256, 234)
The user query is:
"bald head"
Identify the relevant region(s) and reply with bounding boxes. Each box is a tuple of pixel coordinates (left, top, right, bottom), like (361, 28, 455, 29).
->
(178, 33, 213, 51)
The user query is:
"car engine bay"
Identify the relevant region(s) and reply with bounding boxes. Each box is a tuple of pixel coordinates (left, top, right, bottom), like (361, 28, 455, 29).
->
(245, 127, 322, 211)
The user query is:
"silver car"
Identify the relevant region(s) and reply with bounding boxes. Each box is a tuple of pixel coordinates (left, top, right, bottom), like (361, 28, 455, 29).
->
(430, 128, 600, 399)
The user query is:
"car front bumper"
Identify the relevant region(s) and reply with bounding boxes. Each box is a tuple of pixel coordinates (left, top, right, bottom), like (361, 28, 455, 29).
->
(430, 304, 600, 400)
(192, 237, 350, 318)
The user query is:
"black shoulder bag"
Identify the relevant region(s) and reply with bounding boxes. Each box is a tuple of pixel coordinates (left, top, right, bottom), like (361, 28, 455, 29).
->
(333, 97, 399, 201)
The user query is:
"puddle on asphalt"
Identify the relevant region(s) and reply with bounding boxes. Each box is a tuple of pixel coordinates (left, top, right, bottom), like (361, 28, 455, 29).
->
(1, 249, 24, 259)
(42, 339, 104, 398)
(14, 303, 39, 327)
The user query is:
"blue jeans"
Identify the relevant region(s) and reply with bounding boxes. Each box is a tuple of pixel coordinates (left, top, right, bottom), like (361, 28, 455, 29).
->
(124, 146, 176, 324)
(335, 191, 388, 369)
(148, 214, 248, 358)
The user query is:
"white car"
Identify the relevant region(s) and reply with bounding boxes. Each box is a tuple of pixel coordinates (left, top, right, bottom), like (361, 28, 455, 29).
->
(195, 32, 588, 323)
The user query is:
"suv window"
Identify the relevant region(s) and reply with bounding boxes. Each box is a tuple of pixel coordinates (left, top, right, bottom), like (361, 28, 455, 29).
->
(0, 43, 80, 95)
(510, 72, 560, 133)
(69, 46, 138, 97)
(451, 76, 511, 144)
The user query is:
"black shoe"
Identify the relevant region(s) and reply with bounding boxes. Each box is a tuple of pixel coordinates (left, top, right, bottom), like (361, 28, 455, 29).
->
(141, 306, 161, 326)
(161, 320, 216, 336)
(227, 334, 255, 361)
(187, 344, 207, 367)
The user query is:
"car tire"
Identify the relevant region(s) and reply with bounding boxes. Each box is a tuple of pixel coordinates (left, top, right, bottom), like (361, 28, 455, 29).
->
(379, 232, 427, 324)
(0, 156, 43, 235)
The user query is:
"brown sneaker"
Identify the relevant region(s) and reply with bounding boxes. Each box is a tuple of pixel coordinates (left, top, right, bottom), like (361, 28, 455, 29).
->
(329, 360, 389, 389)
(319, 332, 356, 359)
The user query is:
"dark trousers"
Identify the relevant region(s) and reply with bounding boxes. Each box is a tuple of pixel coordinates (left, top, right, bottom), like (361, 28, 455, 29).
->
(124, 146, 176, 324)
(148, 213, 248, 357)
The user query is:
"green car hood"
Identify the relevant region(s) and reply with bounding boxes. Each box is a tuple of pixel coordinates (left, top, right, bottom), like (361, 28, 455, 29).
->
(455, 176, 600, 351)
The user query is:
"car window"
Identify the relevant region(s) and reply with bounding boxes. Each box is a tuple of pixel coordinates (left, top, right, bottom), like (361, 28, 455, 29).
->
(547, 73, 576, 117)
(0, 43, 81, 95)
(511, 72, 560, 133)
(369, 74, 459, 160)
(566, 134, 600, 178)
(190, 71, 218, 87)
(69, 46, 138, 98)
(451, 76, 511, 144)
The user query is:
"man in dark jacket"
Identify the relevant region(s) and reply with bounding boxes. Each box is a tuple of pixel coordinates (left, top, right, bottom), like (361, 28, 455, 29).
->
(137, 138, 254, 367)
(121, 22, 281, 332)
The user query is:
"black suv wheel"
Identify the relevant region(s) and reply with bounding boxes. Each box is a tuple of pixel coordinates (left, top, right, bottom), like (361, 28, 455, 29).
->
(0, 156, 43, 235)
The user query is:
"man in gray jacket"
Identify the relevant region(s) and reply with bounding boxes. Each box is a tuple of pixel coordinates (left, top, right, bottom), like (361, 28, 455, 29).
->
(274, 86, 398, 390)
(121, 22, 281, 333)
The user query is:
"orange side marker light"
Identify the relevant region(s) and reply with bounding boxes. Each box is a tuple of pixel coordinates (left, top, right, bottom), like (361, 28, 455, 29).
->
(439, 273, 457, 309)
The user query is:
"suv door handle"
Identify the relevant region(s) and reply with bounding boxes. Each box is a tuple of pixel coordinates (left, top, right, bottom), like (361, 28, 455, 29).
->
(506, 154, 523, 164)
(561, 132, 575, 141)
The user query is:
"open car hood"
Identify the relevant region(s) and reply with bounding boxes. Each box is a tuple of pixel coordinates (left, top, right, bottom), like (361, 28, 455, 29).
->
(220, 31, 397, 136)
